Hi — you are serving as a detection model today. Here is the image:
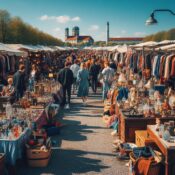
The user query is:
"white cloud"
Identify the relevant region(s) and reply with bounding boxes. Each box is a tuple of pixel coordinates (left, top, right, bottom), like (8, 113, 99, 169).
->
(89, 25, 99, 31)
(121, 30, 127, 34)
(56, 16, 70, 23)
(134, 32, 146, 36)
(39, 15, 81, 24)
(40, 15, 49, 21)
(72, 16, 80, 21)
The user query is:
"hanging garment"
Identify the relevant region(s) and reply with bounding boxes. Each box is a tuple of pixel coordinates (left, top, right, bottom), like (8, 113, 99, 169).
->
(10, 56, 16, 73)
(159, 55, 165, 78)
(152, 55, 158, 76)
(170, 56, 175, 77)
(1, 56, 6, 78)
(154, 55, 161, 78)
(144, 54, 152, 70)
(5, 55, 11, 72)
(164, 55, 174, 79)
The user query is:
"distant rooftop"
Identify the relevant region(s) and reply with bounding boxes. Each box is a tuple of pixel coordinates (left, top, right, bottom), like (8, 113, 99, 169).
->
(109, 37, 143, 41)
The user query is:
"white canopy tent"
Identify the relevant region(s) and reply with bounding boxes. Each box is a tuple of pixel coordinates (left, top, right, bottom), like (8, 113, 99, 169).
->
(6, 44, 55, 52)
(156, 40, 175, 46)
(0, 43, 26, 56)
(53, 46, 66, 51)
(155, 43, 175, 51)
(6, 44, 38, 52)
(83, 45, 128, 53)
(130, 41, 158, 48)
(110, 44, 128, 53)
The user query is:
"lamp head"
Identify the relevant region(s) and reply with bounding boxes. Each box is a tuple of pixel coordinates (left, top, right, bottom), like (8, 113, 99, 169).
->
(145, 13, 158, 25)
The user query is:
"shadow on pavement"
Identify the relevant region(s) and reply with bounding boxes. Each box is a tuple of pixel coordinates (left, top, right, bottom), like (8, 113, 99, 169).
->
(18, 149, 110, 175)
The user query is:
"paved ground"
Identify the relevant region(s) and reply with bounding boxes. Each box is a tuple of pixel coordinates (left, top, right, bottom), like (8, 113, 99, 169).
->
(18, 91, 128, 175)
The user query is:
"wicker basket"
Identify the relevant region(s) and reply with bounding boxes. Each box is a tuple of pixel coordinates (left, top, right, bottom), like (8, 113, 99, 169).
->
(26, 138, 51, 167)
(26, 147, 51, 167)
(129, 150, 162, 175)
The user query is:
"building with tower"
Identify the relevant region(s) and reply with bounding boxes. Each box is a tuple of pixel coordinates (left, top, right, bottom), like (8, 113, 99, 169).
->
(65, 26, 94, 45)
(106, 22, 143, 45)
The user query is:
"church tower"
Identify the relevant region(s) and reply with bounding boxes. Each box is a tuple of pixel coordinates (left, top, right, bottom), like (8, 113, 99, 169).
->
(107, 22, 109, 45)
(72, 26, 79, 37)
(65, 28, 69, 39)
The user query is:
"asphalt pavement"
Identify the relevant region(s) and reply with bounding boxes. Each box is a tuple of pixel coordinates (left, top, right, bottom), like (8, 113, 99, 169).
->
(18, 91, 128, 175)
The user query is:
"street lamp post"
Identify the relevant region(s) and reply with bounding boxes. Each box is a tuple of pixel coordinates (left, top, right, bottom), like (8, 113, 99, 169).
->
(146, 9, 175, 25)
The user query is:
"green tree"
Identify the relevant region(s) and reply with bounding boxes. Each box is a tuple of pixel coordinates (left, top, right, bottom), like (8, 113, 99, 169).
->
(0, 9, 10, 43)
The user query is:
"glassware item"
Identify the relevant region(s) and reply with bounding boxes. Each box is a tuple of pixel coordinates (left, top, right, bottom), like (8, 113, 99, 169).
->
(159, 124, 164, 138)
(6, 102, 13, 119)
(163, 127, 171, 141)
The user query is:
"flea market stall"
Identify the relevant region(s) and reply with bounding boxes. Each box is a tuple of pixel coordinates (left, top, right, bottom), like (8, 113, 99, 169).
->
(100, 41, 175, 175)
(0, 43, 66, 174)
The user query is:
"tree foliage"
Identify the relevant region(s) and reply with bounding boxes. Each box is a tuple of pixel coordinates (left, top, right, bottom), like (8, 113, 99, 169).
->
(0, 9, 10, 43)
(144, 28, 175, 41)
(0, 9, 64, 45)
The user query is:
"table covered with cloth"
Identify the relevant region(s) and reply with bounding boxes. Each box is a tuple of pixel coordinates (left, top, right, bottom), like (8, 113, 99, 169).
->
(0, 128, 31, 165)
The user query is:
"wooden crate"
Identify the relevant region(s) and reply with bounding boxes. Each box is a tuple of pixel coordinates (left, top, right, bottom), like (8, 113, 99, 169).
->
(135, 130, 153, 147)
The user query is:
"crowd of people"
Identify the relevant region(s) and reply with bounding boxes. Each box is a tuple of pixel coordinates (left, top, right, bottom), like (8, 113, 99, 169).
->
(57, 50, 116, 109)
(0, 50, 118, 109)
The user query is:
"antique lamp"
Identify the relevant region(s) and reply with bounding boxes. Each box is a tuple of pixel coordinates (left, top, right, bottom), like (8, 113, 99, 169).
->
(146, 9, 175, 25)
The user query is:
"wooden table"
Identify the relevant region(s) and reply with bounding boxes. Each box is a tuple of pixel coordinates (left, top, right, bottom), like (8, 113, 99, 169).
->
(118, 111, 155, 142)
(147, 125, 175, 175)
(116, 103, 175, 142)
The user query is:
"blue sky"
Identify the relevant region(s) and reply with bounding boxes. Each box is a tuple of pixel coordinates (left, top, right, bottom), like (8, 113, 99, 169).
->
(0, 0, 175, 41)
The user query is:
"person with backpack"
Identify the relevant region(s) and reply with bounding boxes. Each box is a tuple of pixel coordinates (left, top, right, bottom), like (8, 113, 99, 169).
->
(101, 62, 114, 100)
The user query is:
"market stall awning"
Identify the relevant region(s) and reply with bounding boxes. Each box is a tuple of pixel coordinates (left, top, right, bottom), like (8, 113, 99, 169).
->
(155, 43, 175, 51)
(53, 46, 66, 51)
(0, 43, 26, 56)
(110, 44, 128, 53)
(131, 41, 158, 48)
(156, 40, 175, 46)
(6, 44, 38, 52)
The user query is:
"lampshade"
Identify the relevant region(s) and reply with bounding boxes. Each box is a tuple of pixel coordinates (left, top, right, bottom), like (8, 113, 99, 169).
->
(145, 13, 158, 25)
